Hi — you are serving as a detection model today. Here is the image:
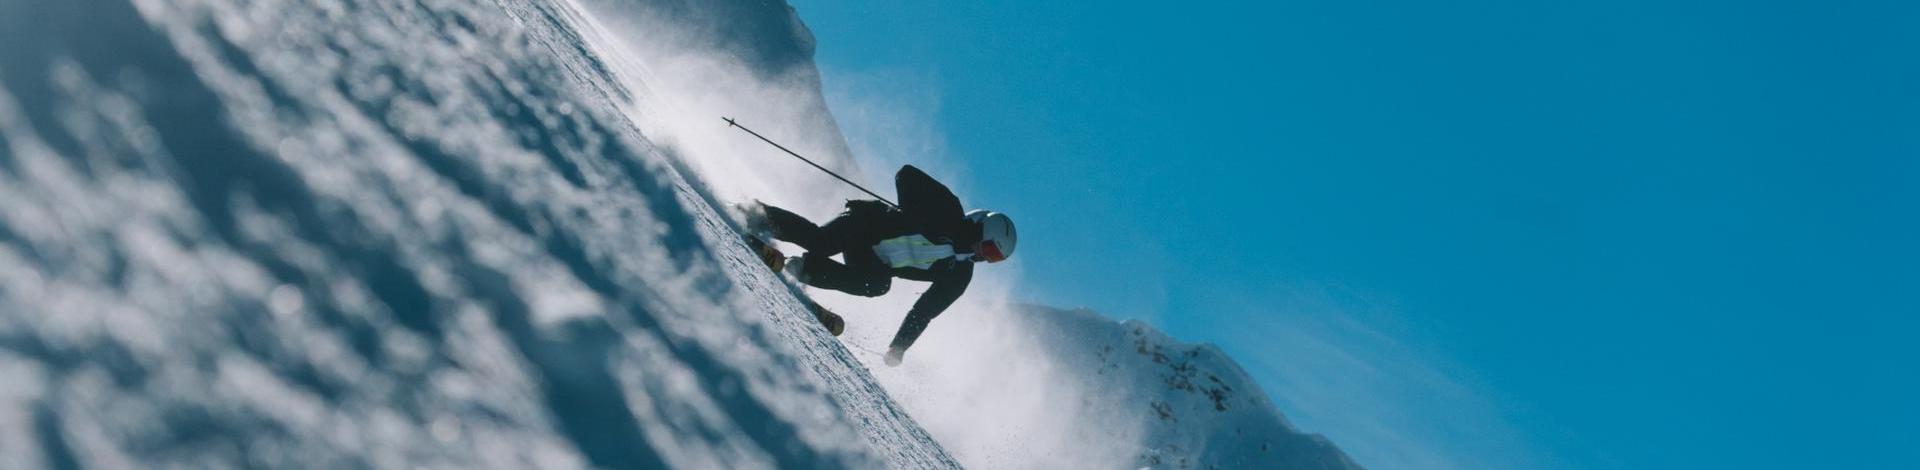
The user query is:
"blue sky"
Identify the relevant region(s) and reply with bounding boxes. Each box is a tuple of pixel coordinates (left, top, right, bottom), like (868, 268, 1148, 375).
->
(790, 1, 1917, 468)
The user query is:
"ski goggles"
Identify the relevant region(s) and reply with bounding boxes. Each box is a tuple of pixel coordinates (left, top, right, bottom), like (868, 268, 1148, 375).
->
(974, 240, 1007, 263)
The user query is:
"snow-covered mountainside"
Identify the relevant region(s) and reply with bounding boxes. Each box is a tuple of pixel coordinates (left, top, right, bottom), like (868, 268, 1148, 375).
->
(0, 0, 1361, 468)
(1024, 306, 1363, 469)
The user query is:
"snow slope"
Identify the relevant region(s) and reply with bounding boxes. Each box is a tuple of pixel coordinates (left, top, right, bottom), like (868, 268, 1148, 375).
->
(0, 0, 1362, 468)
(0, 0, 950, 467)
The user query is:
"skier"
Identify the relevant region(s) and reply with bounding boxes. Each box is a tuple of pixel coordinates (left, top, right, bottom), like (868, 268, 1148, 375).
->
(737, 165, 1017, 366)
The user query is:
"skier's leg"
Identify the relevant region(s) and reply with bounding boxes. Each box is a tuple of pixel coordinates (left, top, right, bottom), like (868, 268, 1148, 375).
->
(768, 201, 893, 296)
(764, 204, 851, 256)
(792, 253, 891, 297)
(769, 203, 888, 255)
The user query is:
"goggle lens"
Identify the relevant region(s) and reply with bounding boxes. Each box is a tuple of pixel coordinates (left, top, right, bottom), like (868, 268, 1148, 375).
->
(977, 241, 1006, 263)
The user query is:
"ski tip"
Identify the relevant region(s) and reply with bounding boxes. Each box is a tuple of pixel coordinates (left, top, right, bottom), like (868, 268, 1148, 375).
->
(722, 116, 737, 126)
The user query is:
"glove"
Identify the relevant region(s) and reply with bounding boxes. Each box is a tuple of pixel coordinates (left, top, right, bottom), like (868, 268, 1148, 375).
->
(883, 346, 906, 367)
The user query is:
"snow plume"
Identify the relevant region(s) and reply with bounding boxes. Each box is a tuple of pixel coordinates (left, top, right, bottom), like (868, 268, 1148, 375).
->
(567, 2, 1151, 468)
(566, 0, 869, 218)
(840, 284, 1151, 469)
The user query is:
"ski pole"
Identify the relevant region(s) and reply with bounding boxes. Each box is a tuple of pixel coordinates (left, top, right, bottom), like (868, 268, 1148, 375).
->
(723, 117, 899, 208)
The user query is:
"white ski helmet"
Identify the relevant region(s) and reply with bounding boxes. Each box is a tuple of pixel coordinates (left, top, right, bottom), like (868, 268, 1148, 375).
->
(966, 209, 1016, 263)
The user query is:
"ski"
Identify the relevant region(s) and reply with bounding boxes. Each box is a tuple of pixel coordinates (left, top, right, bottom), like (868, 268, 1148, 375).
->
(743, 230, 845, 336)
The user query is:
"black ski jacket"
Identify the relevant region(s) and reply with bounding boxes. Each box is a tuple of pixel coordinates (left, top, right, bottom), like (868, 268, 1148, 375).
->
(869, 165, 977, 351)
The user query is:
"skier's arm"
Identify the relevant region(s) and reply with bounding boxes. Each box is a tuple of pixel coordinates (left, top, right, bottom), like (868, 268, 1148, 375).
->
(888, 262, 973, 352)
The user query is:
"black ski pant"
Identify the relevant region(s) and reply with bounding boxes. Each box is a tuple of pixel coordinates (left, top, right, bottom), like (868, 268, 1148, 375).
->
(764, 204, 893, 297)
